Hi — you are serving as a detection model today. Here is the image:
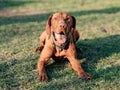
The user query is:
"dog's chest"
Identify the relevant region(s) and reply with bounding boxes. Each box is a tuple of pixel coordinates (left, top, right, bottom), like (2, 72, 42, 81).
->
(54, 48, 67, 58)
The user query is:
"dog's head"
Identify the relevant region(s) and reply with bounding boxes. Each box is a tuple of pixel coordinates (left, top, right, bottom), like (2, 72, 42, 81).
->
(46, 12, 76, 44)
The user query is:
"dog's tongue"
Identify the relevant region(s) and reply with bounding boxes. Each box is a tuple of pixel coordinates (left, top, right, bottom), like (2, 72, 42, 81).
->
(55, 33, 66, 44)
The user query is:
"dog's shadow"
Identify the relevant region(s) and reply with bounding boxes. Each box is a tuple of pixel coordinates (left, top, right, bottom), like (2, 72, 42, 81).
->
(46, 34, 120, 80)
(77, 34, 120, 78)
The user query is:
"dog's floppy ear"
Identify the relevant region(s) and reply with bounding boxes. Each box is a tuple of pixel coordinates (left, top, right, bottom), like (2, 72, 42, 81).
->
(46, 15, 53, 39)
(71, 16, 76, 29)
(71, 16, 79, 42)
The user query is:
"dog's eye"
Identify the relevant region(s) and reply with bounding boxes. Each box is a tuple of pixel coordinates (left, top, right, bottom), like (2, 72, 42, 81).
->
(54, 17, 57, 20)
(65, 17, 70, 22)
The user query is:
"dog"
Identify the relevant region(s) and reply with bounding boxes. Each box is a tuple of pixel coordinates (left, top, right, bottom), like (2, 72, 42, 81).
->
(36, 12, 91, 81)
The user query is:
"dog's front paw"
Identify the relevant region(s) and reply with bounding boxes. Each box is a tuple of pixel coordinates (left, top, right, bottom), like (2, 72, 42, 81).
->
(36, 73, 48, 81)
(78, 72, 92, 80)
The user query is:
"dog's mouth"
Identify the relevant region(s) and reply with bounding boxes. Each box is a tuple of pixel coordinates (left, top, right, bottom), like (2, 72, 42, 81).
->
(54, 32, 67, 44)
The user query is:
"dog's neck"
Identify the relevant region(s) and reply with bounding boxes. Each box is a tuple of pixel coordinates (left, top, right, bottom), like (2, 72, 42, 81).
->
(50, 31, 70, 51)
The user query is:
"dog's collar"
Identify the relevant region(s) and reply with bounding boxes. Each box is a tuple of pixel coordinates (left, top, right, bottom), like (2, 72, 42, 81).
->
(50, 31, 70, 50)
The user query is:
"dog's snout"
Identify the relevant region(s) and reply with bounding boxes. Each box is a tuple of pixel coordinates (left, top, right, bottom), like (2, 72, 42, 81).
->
(59, 20, 66, 29)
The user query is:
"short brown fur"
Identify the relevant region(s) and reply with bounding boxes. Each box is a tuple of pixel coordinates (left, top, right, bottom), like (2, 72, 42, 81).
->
(36, 12, 91, 81)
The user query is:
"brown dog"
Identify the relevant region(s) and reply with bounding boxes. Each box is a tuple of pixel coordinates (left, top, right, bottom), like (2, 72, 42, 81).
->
(36, 12, 91, 81)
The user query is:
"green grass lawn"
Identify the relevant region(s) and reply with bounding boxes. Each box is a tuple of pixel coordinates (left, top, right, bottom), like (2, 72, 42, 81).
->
(0, 0, 120, 90)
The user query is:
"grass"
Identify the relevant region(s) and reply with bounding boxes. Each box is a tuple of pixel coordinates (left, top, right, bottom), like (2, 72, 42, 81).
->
(0, 0, 120, 90)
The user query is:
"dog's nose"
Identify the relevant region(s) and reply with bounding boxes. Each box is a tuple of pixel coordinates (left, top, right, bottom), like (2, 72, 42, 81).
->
(60, 24, 65, 28)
